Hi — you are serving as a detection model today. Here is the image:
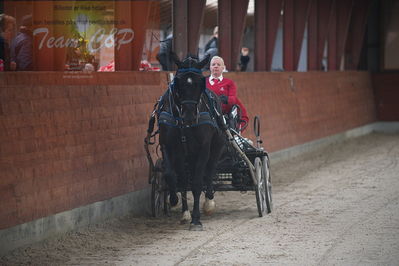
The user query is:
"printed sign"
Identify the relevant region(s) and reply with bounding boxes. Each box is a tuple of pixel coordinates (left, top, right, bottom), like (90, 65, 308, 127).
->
(2, 1, 159, 71)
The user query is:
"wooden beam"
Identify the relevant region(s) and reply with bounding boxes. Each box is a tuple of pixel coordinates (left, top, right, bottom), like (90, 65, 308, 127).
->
(328, 0, 337, 70)
(293, 0, 312, 70)
(309, 0, 334, 70)
(115, 1, 133, 70)
(308, 0, 318, 70)
(317, 0, 333, 70)
(218, 0, 249, 71)
(345, 0, 371, 69)
(255, 0, 267, 70)
(231, 0, 249, 70)
(218, 0, 233, 69)
(283, 0, 311, 71)
(336, 0, 354, 70)
(255, 0, 283, 71)
(173, 0, 188, 60)
(283, 0, 295, 70)
(188, 0, 206, 55)
(115, 1, 153, 71)
(173, 0, 205, 59)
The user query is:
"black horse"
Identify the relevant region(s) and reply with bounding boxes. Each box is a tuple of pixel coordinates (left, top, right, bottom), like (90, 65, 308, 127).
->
(158, 54, 226, 230)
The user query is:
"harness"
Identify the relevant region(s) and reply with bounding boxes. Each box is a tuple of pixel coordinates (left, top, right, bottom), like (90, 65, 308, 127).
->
(157, 73, 219, 130)
(144, 59, 227, 183)
(158, 111, 217, 128)
(156, 69, 222, 154)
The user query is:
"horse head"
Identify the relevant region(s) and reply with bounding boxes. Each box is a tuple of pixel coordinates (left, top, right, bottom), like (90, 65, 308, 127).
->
(170, 53, 210, 126)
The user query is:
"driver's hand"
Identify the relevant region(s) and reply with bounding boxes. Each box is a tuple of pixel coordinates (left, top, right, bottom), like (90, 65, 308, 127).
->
(220, 95, 228, 104)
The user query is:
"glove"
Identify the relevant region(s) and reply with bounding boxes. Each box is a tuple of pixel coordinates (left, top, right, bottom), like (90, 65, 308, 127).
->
(219, 95, 228, 104)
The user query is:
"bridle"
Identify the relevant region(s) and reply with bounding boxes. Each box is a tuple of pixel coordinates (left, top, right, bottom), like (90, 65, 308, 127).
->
(172, 67, 204, 127)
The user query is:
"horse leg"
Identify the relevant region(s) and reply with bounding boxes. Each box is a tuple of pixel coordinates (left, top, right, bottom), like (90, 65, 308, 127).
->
(203, 136, 225, 216)
(190, 168, 205, 230)
(203, 164, 216, 216)
(190, 188, 203, 231)
(180, 190, 191, 224)
(189, 145, 212, 230)
(161, 146, 179, 207)
(173, 158, 191, 223)
(203, 160, 217, 216)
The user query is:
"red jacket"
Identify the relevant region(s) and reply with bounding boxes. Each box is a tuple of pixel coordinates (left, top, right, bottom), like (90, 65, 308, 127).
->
(206, 76, 249, 131)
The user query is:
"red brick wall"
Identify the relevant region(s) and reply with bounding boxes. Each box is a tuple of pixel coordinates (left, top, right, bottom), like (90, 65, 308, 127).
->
(0, 72, 167, 230)
(0, 71, 376, 230)
(228, 71, 377, 152)
(372, 73, 399, 121)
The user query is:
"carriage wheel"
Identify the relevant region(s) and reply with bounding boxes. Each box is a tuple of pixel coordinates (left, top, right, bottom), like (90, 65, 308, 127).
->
(254, 157, 266, 217)
(262, 155, 273, 213)
(151, 159, 167, 217)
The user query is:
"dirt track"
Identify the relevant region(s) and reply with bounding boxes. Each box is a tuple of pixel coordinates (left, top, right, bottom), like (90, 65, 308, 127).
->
(1, 133, 399, 265)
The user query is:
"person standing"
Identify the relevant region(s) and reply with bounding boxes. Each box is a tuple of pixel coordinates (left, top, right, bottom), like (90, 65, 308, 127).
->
(238, 47, 250, 72)
(204, 26, 218, 56)
(156, 32, 173, 71)
(10, 14, 33, 71)
(0, 14, 16, 71)
(202, 26, 218, 70)
(206, 56, 249, 132)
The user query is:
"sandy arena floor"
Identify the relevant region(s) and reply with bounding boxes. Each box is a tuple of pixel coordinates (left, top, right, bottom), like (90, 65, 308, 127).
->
(1, 132, 399, 265)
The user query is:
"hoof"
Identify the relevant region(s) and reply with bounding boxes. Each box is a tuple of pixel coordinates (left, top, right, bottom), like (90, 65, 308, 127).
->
(203, 198, 216, 216)
(189, 223, 203, 231)
(169, 193, 179, 207)
(180, 210, 191, 224)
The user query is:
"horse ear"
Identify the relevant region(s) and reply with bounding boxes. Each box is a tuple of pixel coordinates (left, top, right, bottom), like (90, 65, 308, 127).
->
(197, 54, 211, 69)
(170, 52, 182, 68)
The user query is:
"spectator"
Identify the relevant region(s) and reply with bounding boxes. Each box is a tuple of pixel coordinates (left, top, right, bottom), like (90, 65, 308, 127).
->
(206, 55, 249, 132)
(10, 14, 33, 71)
(238, 47, 250, 72)
(156, 32, 173, 71)
(203, 26, 218, 69)
(0, 14, 16, 71)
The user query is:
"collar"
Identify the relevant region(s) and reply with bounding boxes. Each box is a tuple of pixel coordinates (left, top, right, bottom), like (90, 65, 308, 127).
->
(209, 75, 223, 85)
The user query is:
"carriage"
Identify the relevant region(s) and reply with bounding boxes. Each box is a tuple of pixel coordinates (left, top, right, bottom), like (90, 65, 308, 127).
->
(144, 54, 272, 230)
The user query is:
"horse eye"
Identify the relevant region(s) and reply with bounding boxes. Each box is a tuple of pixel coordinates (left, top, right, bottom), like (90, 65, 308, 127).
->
(187, 78, 192, 84)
